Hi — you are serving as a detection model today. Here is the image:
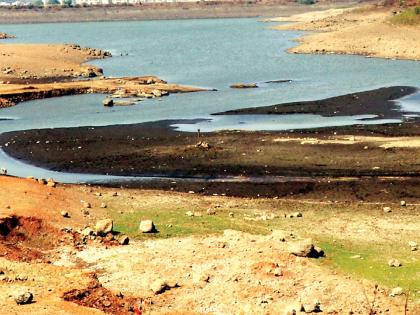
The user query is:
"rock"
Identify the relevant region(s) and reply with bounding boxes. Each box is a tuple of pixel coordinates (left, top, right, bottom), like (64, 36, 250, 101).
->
(301, 300, 322, 313)
(229, 212, 234, 218)
(383, 206, 392, 213)
(270, 229, 293, 242)
(37, 178, 47, 185)
(139, 220, 156, 233)
(60, 210, 69, 218)
(400, 200, 406, 207)
(150, 279, 169, 295)
(230, 83, 258, 89)
(47, 178, 56, 187)
(350, 254, 362, 259)
(389, 287, 404, 297)
(100, 203, 107, 208)
(288, 239, 324, 258)
(408, 241, 418, 251)
(118, 235, 129, 245)
(81, 227, 94, 237)
(14, 291, 33, 305)
(0, 168, 7, 175)
(185, 211, 194, 217)
(388, 258, 402, 267)
(206, 209, 217, 215)
(102, 98, 114, 107)
(95, 219, 113, 236)
(288, 212, 303, 218)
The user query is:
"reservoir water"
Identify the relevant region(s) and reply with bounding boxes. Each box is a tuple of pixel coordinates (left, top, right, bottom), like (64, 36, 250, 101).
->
(0, 18, 419, 181)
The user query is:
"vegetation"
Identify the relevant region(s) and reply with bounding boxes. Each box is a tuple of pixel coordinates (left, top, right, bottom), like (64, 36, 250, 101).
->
(104, 193, 419, 297)
(390, 7, 420, 25)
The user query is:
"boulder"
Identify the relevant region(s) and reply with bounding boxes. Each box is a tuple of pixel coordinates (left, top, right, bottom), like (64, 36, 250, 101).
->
(383, 206, 392, 213)
(118, 235, 129, 245)
(139, 220, 156, 233)
(408, 241, 418, 251)
(389, 287, 404, 297)
(400, 200, 406, 207)
(102, 98, 114, 107)
(14, 291, 33, 305)
(288, 239, 324, 258)
(60, 210, 69, 218)
(388, 258, 402, 267)
(95, 219, 113, 236)
(150, 279, 169, 295)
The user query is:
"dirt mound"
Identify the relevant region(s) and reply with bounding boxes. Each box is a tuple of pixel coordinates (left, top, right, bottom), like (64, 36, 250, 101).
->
(0, 215, 62, 262)
(63, 278, 140, 315)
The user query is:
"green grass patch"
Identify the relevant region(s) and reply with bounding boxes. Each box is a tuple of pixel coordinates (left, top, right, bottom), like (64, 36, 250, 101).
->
(319, 240, 420, 296)
(110, 206, 270, 240)
(390, 7, 420, 25)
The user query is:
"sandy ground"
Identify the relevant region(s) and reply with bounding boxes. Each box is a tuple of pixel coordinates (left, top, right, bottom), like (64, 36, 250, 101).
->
(0, 44, 205, 108)
(272, 6, 420, 60)
(0, 175, 418, 314)
(0, 44, 108, 82)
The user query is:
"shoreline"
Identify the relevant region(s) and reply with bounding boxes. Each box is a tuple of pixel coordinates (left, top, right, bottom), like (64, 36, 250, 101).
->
(1, 86, 419, 182)
(272, 5, 420, 61)
(0, 3, 355, 25)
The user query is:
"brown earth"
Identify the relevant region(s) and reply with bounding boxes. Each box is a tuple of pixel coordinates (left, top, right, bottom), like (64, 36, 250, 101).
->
(271, 5, 420, 60)
(0, 175, 418, 314)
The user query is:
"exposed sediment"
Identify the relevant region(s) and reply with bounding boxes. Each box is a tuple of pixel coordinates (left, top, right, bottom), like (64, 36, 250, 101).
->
(215, 86, 418, 118)
(0, 76, 206, 108)
(271, 6, 420, 61)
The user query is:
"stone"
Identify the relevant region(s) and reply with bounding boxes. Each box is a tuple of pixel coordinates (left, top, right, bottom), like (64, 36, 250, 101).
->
(408, 241, 418, 251)
(301, 300, 322, 313)
(150, 279, 169, 295)
(102, 98, 114, 107)
(81, 227, 94, 236)
(37, 178, 47, 185)
(14, 291, 33, 305)
(118, 235, 129, 245)
(350, 255, 362, 259)
(288, 239, 324, 258)
(95, 219, 113, 236)
(288, 212, 303, 218)
(400, 200, 406, 207)
(139, 220, 156, 233)
(100, 203, 107, 208)
(185, 211, 194, 217)
(60, 210, 69, 218)
(0, 168, 7, 175)
(388, 259, 402, 267)
(389, 287, 404, 297)
(47, 178, 56, 187)
(230, 83, 258, 89)
(206, 209, 217, 215)
(383, 206, 392, 213)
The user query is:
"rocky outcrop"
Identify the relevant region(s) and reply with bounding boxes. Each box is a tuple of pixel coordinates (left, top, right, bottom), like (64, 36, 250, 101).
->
(0, 33, 15, 40)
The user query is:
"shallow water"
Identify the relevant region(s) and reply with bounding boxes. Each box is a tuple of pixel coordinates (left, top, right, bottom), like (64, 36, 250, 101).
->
(0, 18, 419, 180)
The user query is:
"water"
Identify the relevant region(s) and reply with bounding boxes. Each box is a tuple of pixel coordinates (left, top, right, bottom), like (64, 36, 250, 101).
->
(0, 18, 419, 181)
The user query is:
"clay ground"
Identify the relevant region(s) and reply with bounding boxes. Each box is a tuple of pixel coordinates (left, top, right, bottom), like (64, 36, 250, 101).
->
(0, 175, 419, 314)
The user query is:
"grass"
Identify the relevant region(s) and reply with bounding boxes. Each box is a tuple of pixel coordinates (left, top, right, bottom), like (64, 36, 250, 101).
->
(319, 240, 420, 298)
(104, 193, 419, 295)
(110, 205, 270, 240)
(390, 7, 420, 25)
